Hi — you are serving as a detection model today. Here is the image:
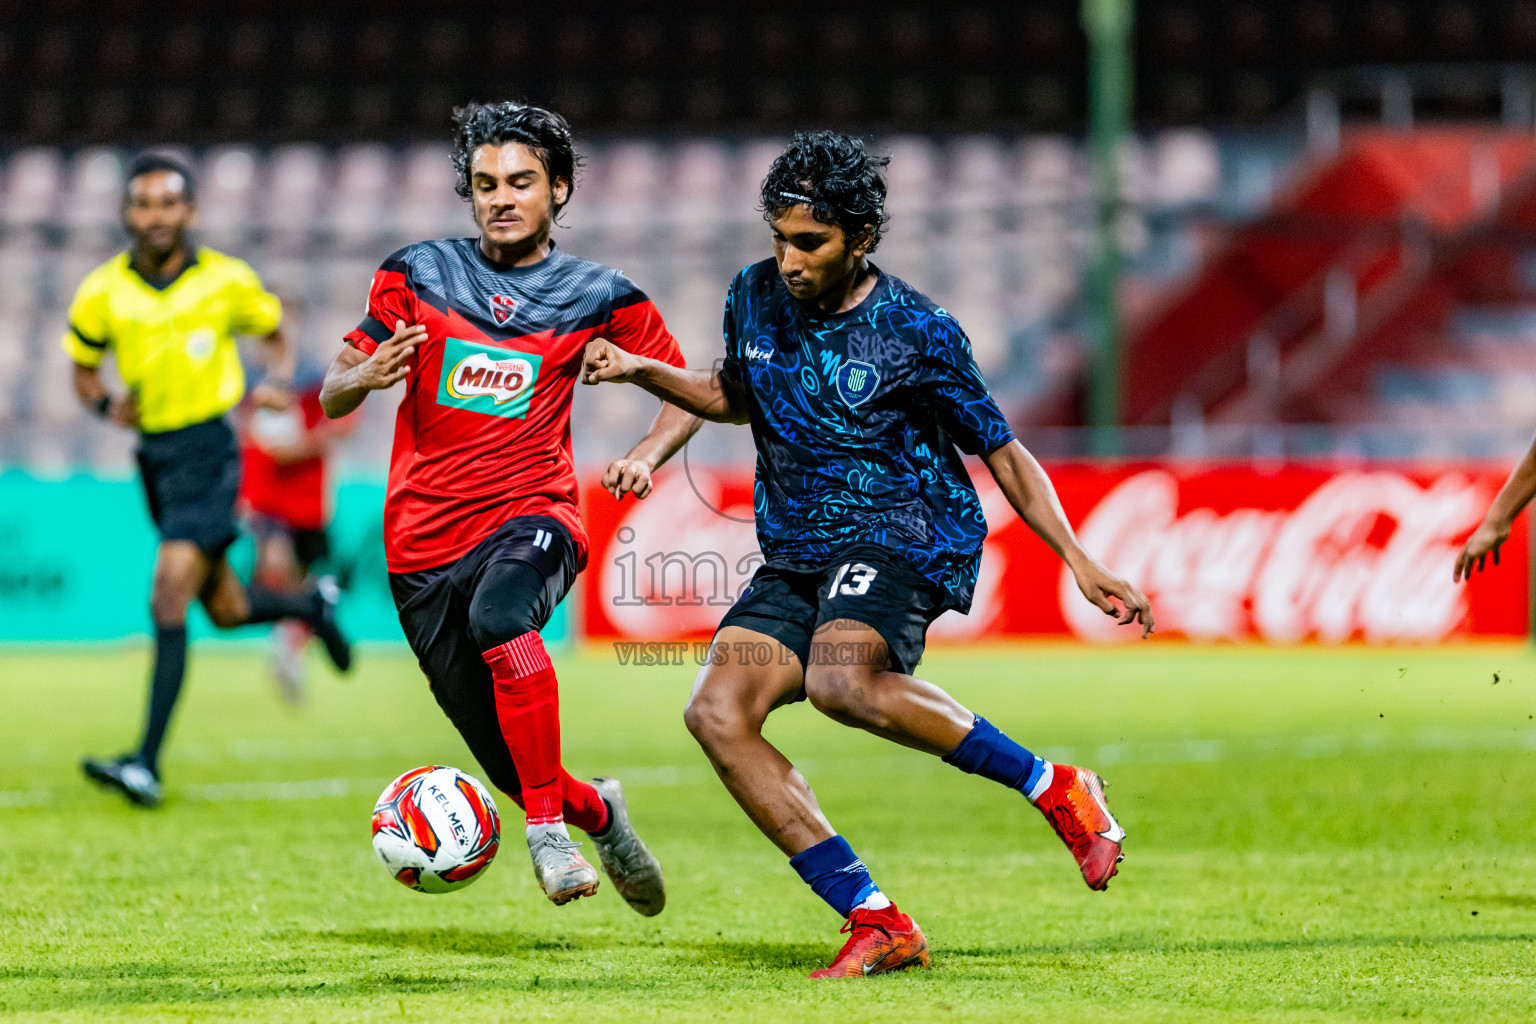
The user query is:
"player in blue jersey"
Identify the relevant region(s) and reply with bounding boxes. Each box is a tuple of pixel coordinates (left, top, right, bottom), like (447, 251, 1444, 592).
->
(582, 131, 1153, 977)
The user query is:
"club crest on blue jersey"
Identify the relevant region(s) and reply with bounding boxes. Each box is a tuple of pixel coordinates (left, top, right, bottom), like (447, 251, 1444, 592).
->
(489, 293, 517, 326)
(835, 360, 880, 408)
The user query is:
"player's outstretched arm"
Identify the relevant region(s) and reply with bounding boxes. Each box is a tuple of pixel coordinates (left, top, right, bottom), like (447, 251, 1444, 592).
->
(1455, 432, 1536, 581)
(983, 439, 1154, 637)
(602, 402, 704, 500)
(319, 319, 424, 419)
(581, 340, 748, 424)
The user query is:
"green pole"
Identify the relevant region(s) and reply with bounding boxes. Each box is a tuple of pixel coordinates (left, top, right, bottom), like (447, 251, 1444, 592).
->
(1082, 0, 1133, 456)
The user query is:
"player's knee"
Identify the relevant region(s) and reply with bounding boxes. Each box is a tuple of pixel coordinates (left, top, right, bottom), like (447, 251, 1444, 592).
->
(205, 601, 244, 629)
(467, 561, 545, 651)
(683, 686, 751, 751)
(148, 583, 191, 628)
(805, 665, 887, 728)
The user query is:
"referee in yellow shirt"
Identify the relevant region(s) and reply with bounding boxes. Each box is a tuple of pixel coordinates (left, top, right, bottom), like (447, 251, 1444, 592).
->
(65, 154, 352, 807)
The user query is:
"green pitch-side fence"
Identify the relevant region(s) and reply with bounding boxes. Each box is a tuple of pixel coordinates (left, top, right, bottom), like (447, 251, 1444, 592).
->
(0, 470, 570, 647)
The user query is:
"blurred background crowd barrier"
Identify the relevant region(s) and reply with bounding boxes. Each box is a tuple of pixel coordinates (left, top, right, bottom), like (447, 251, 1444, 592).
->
(0, 130, 1251, 473)
(4, 0, 1536, 644)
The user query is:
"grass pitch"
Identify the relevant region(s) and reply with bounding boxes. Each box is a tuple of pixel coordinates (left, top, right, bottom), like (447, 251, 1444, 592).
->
(1, 641, 1534, 1023)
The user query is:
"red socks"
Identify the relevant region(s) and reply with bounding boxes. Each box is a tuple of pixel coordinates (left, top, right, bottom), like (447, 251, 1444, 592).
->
(482, 631, 608, 833)
(561, 769, 610, 834)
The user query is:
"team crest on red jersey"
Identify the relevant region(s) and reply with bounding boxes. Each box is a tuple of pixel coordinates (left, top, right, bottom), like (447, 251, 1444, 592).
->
(489, 294, 517, 326)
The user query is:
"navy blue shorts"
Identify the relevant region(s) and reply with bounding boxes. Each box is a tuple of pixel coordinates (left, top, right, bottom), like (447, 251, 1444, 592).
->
(716, 543, 946, 681)
(136, 417, 241, 556)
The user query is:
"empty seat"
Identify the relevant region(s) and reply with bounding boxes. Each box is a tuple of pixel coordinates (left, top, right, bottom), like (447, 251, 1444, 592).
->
(0, 244, 43, 320)
(597, 141, 666, 238)
(950, 135, 1011, 209)
(1018, 137, 1082, 203)
(62, 149, 124, 242)
(198, 147, 260, 247)
(2, 149, 63, 228)
(670, 140, 734, 242)
(882, 135, 938, 215)
(1151, 129, 1222, 207)
(263, 145, 329, 247)
(330, 144, 398, 248)
(398, 144, 462, 241)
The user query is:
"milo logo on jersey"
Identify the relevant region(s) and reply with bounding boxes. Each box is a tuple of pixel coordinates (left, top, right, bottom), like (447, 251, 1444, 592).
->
(437, 337, 543, 419)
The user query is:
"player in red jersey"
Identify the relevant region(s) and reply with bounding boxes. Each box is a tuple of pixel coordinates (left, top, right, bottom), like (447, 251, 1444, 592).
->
(320, 102, 690, 912)
(240, 380, 356, 702)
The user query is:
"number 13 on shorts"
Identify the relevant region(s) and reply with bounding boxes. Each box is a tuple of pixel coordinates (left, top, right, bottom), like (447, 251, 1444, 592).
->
(828, 562, 878, 598)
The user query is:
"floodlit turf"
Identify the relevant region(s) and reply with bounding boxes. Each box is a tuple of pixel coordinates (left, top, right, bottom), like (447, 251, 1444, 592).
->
(2, 641, 1535, 1023)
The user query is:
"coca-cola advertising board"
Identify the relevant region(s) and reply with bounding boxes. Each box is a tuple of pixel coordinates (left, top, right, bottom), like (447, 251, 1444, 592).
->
(580, 463, 1528, 643)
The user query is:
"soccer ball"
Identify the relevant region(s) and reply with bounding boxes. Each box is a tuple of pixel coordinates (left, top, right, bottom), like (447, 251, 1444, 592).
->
(371, 765, 501, 894)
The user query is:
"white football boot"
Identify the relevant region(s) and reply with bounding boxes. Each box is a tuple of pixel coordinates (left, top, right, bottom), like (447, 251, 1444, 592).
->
(587, 776, 666, 916)
(526, 823, 600, 905)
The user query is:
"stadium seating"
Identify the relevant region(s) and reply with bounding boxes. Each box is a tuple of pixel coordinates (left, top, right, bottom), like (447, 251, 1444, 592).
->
(0, 132, 1237, 472)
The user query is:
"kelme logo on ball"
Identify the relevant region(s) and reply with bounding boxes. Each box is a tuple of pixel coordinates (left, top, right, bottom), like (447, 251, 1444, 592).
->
(437, 337, 542, 419)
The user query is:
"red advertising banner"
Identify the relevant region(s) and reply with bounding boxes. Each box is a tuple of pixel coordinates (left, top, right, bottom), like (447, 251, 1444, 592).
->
(581, 463, 1529, 643)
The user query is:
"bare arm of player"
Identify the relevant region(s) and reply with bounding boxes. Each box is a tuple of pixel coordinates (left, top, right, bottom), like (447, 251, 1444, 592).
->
(249, 325, 296, 411)
(580, 339, 749, 424)
(983, 439, 1154, 637)
(1454, 432, 1536, 581)
(603, 402, 704, 499)
(71, 363, 137, 428)
(319, 319, 425, 419)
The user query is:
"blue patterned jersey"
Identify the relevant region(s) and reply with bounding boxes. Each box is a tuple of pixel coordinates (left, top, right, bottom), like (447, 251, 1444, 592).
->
(721, 259, 1014, 612)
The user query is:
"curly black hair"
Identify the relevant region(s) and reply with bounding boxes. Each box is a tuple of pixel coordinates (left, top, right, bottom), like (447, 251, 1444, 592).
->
(451, 101, 580, 218)
(124, 152, 196, 202)
(759, 131, 890, 252)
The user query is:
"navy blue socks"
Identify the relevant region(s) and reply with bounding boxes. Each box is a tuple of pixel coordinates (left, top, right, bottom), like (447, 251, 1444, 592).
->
(790, 835, 884, 918)
(943, 715, 1051, 801)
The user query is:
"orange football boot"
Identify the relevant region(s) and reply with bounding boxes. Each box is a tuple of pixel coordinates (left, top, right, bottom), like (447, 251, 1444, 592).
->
(1034, 764, 1125, 890)
(808, 904, 930, 979)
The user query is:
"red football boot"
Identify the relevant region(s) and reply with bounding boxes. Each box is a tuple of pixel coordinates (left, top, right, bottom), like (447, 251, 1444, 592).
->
(1035, 764, 1125, 890)
(808, 904, 930, 979)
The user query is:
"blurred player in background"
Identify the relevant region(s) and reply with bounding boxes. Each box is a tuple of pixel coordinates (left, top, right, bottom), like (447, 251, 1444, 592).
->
(321, 102, 692, 913)
(66, 154, 353, 808)
(240, 372, 357, 703)
(583, 131, 1154, 978)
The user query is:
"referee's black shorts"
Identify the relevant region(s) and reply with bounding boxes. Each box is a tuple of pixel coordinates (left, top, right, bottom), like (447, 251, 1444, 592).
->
(135, 416, 241, 557)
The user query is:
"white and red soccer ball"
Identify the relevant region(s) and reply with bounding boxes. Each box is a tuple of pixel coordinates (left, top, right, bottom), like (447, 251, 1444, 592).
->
(371, 765, 501, 894)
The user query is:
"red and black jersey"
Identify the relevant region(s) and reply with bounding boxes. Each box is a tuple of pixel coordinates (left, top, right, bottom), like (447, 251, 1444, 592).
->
(344, 238, 684, 574)
(240, 389, 331, 532)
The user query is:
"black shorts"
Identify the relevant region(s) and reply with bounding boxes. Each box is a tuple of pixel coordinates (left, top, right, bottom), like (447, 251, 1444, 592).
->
(716, 542, 946, 680)
(249, 514, 331, 571)
(136, 417, 241, 556)
(388, 515, 576, 683)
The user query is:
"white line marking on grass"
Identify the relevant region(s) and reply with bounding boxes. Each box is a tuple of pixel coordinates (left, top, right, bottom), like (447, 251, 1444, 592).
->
(3, 729, 1533, 809)
(0, 764, 706, 809)
(187, 777, 360, 801)
(0, 790, 51, 808)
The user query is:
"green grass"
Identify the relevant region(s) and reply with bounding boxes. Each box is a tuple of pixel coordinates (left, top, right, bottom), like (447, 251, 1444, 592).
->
(2, 642, 1535, 1022)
